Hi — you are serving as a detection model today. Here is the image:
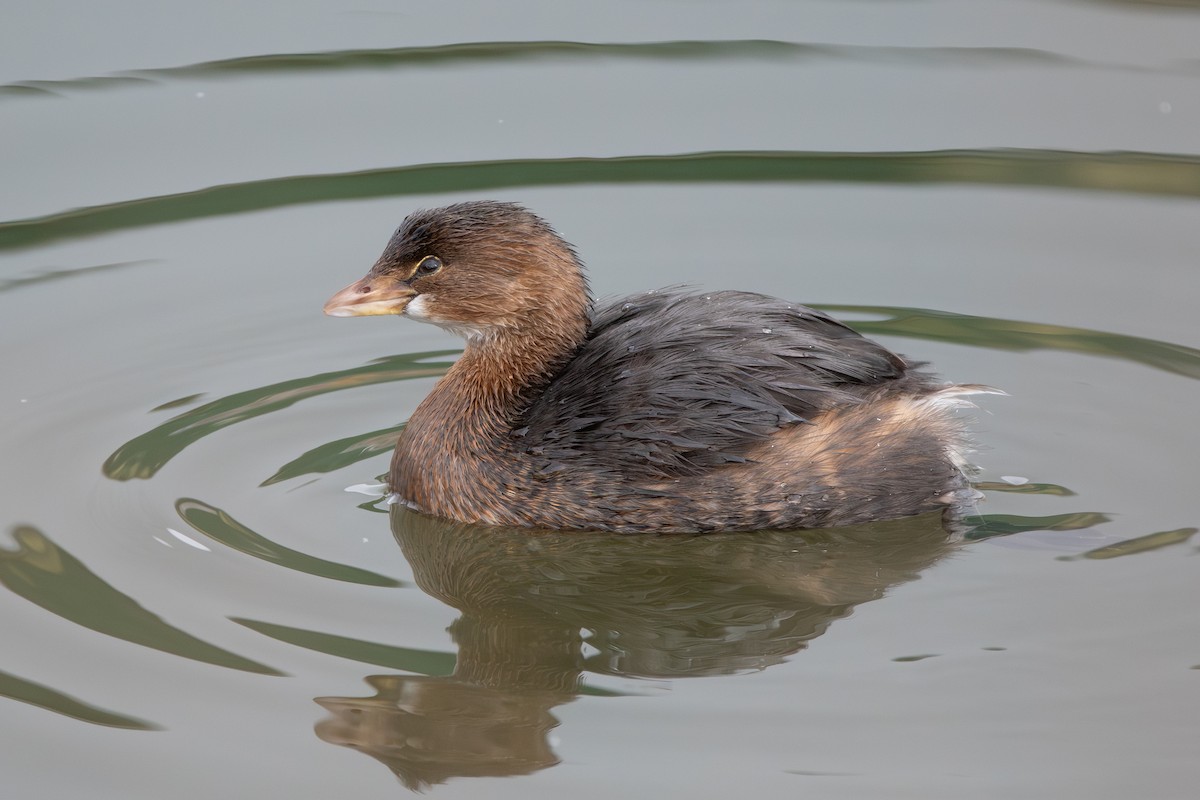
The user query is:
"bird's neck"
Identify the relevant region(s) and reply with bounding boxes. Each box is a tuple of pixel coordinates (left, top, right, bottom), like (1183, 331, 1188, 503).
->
(391, 314, 588, 513)
(436, 329, 581, 431)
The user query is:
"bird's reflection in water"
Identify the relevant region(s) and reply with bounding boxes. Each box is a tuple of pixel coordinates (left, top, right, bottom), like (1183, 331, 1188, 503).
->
(315, 507, 960, 789)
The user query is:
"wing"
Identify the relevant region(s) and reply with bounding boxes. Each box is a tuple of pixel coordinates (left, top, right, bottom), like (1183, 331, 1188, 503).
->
(516, 289, 925, 480)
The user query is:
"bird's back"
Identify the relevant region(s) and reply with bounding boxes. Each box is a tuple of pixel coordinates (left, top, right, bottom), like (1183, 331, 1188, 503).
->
(517, 289, 942, 482)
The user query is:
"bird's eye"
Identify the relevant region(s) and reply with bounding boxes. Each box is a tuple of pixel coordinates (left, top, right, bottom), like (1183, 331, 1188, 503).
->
(415, 256, 442, 276)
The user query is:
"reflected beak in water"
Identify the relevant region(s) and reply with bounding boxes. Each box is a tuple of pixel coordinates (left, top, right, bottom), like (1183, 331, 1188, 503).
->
(323, 275, 416, 318)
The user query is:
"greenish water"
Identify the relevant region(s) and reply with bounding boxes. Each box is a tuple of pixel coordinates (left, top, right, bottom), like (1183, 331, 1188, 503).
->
(2, 2, 1198, 798)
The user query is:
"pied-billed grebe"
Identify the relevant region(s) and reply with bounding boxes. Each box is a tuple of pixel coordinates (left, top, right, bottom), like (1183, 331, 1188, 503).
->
(325, 201, 993, 533)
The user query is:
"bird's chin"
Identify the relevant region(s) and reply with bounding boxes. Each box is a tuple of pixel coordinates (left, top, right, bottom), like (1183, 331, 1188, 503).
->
(404, 295, 494, 342)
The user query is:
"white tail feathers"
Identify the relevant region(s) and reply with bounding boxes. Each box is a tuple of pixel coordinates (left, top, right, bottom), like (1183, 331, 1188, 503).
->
(917, 384, 1006, 472)
(925, 383, 1008, 410)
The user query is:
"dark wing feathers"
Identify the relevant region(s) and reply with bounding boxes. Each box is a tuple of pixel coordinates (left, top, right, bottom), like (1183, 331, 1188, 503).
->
(518, 289, 920, 480)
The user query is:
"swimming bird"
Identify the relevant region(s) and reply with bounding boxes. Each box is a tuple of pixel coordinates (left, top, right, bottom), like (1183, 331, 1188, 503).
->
(324, 201, 992, 532)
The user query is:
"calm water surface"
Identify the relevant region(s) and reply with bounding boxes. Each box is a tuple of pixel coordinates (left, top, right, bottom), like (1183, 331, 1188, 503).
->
(2, 2, 1198, 798)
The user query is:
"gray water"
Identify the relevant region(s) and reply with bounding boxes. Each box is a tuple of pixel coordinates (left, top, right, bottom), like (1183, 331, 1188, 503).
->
(2, 1, 1199, 798)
